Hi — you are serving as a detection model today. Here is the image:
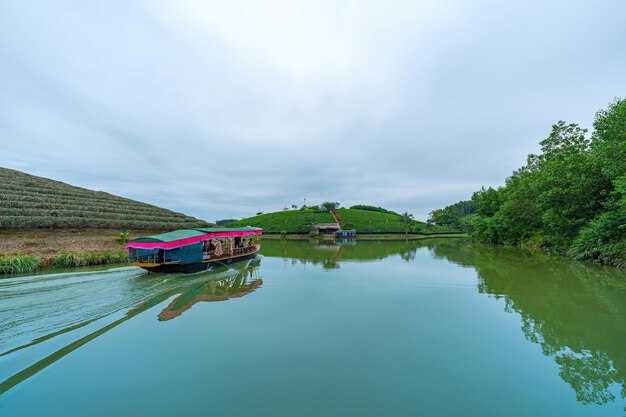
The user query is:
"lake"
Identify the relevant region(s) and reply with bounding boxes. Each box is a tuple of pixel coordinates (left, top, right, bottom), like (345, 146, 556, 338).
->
(1, 238, 625, 416)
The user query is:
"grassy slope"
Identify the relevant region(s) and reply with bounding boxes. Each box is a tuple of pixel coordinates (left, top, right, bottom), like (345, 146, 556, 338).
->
(229, 208, 460, 234)
(0, 167, 211, 230)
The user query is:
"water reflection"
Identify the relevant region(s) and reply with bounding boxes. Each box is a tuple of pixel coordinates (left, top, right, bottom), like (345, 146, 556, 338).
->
(158, 262, 262, 321)
(0, 257, 262, 394)
(421, 239, 626, 407)
(264, 239, 626, 408)
(261, 239, 423, 269)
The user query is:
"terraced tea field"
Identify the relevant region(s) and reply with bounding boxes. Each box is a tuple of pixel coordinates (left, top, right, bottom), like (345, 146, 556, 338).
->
(0, 168, 210, 230)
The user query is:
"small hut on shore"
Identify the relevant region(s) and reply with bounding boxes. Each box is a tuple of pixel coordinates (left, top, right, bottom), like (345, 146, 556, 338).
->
(310, 223, 341, 235)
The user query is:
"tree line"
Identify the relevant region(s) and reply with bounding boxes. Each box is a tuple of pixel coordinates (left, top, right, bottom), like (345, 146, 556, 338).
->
(429, 98, 625, 267)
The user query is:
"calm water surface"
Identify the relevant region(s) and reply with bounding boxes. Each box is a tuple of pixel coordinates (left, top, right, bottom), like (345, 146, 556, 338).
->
(1, 239, 625, 416)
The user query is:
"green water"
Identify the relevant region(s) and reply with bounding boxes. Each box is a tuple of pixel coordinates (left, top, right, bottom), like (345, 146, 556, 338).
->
(1, 239, 625, 416)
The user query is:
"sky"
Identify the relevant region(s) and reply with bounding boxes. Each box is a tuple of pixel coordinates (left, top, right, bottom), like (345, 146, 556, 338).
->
(1, 0, 625, 222)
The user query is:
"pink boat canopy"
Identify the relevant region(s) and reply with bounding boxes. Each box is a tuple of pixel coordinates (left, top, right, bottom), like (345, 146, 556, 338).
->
(126, 227, 262, 250)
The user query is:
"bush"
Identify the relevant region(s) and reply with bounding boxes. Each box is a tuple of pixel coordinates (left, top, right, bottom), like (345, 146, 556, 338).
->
(0, 255, 40, 274)
(118, 230, 130, 244)
(349, 205, 399, 216)
(52, 252, 83, 268)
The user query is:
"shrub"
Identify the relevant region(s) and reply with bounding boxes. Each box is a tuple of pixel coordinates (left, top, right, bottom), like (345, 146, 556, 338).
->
(118, 230, 130, 244)
(0, 255, 40, 274)
(52, 252, 83, 268)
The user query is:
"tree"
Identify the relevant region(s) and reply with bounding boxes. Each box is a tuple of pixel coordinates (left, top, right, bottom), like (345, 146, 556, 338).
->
(399, 211, 414, 235)
(216, 219, 237, 226)
(321, 201, 340, 211)
(432, 97, 626, 265)
(428, 200, 476, 228)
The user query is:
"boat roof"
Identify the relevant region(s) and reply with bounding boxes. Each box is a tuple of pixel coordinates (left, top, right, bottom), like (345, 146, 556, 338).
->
(130, 227, 263, 243)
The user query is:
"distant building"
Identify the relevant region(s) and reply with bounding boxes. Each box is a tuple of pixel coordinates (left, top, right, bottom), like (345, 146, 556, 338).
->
(335, 230, 356, 238)
(311, 223, 341, 234)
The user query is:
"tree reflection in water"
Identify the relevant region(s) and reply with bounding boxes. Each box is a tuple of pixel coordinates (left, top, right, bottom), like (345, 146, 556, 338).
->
(423, 239, 626, 407)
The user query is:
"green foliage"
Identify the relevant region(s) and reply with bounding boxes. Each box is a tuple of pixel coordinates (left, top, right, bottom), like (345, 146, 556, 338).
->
(216, 219, 237, 226)
(0, 167, 211, 230)
(321, 201, 340, 210)
(50, 251, 127, 268)
(118, 230, 130, 244)
(0, 255, 40, 274)
(349, 204, 399, 216)
(569, 175, 626, 267)
(436, 98, 626, 266)
(399, 212, 414, 235)
(472, 188, 501, 216)
(51, 252, 83, 268)
(428, 200, 476, 228)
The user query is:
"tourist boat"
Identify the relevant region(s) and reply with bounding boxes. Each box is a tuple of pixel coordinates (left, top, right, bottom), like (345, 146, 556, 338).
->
(126, 226, 262, 273)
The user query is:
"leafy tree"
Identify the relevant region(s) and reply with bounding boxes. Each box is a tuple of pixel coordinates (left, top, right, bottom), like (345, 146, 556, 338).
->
(432, 98, 626, 266)
(472, 187, 502, 217)
(399, 211, 414, 235)
(321, 201, 340, 210)
(216, 219, 237, 226)
(428, 200, 475, 229)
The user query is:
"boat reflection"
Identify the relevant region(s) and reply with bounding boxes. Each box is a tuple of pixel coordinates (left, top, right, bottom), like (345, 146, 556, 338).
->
(157, 262, 262, 321)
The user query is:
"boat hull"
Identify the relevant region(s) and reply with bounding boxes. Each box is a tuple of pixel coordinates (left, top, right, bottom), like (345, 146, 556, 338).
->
(131, 248, 260, 273)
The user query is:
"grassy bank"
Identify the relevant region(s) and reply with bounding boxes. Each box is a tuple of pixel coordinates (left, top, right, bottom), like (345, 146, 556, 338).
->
(262, 233, 467, 241)
(0, 251, 127, 274)
(0, 229, 157, 274)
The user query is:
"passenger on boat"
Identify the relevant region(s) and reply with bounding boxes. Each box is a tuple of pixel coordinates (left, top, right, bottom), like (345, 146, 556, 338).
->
(227, 238, 234, 255)
(242, 239, 249, 248)
(214, 239, 224, 257)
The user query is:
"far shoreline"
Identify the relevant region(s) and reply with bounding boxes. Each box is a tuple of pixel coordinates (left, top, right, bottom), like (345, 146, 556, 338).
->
(261, 233, 467, 241)
(0, 229, 467, 275)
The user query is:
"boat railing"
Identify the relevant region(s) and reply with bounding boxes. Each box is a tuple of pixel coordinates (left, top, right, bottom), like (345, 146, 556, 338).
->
(131, 254, 157, 263)
(203, 245, 258, 260)
(130, 244, 260, 264)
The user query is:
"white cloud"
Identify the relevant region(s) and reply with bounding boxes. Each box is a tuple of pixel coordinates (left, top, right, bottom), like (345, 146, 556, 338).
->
(0, 0, 624, 221)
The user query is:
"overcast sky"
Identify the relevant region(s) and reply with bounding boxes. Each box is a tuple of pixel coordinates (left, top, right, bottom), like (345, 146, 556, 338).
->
(1, 1, 625, 221)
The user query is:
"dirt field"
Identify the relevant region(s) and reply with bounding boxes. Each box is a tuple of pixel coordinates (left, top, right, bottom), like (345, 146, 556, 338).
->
(0, 230, 165, 260)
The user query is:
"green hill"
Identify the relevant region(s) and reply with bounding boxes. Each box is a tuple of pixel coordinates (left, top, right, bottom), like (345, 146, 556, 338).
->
(0, 167, 211, 230)
(229, 208, 459, 234)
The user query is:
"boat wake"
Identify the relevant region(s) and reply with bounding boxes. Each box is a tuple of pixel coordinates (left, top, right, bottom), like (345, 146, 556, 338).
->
(0, 259, 261, 394)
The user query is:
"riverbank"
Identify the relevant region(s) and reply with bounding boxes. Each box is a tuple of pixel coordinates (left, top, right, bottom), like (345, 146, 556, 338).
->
(0, 229, 164, 274)
(261, 233, 467, 240)
(0, 229, 467, 274)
